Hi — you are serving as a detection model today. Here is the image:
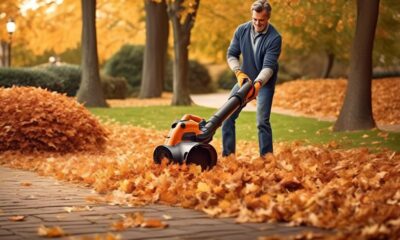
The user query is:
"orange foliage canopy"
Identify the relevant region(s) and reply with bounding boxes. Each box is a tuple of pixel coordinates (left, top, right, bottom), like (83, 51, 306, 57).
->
(0, 87, 108, 152)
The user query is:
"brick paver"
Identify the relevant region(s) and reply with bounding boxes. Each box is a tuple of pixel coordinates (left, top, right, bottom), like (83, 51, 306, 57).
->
(0, 167, 330, 239)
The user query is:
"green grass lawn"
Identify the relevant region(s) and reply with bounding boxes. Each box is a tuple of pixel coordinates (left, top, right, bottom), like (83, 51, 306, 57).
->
(91, 106, 400, 151)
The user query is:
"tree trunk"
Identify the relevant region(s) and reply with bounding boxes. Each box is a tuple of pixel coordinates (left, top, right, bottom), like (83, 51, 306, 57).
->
(171, 21, 191, 105)
(139, 0, 169, 98)
(77, 0, 108, 107)
(0, 41, 8, 67)
(167, 0, 200, 106)
(321, 51, 334, 79)
(334, 0, 379, 131)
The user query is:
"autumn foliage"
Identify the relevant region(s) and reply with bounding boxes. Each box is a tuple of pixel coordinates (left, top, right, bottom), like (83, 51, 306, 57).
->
(0, 87, 108, 152)
(1, 82, 399, 238)
(273, 78, 400, 125)
(1, 122, 399, 238)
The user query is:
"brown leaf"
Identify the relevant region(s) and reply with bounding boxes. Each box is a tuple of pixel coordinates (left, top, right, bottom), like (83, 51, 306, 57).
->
(20, 182, 32, 187)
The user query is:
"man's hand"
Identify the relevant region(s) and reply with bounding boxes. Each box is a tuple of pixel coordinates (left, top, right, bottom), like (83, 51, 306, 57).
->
(254, 80, 262, 97)
(235, 70, 250, 87)
(246, 81, 262, 102)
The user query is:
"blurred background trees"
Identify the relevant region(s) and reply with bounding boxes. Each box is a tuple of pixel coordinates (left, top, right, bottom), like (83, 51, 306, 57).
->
(1, 0, 399, 75)
(0, 0, 399, 118)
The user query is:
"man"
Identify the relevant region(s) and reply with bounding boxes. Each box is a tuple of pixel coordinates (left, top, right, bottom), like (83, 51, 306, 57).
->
(222, 0, 282, 157)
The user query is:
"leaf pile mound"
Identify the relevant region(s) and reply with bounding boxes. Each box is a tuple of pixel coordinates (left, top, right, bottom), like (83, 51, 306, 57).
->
(1, 124, 399, 238)
(0, 87, 108, 152)
(273, 78, 400, 125)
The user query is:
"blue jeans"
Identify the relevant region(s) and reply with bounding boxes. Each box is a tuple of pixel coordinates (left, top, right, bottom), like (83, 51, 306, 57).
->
(222, 83, 274, 156)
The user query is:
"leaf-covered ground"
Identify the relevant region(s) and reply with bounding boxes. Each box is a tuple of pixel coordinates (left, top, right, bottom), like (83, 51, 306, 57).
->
(273, 78, 400, 125)
(1, 123, 399, 238)
(1, 86, 399, 239)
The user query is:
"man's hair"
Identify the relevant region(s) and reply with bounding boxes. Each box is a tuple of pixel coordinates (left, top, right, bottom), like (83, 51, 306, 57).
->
(251, 0, 272, 15)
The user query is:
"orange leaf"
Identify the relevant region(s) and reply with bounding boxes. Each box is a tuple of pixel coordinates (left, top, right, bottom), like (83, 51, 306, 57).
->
(141, 219, 168, 228)
(37, 225, 66, 237)
(9, 216, 25, 221)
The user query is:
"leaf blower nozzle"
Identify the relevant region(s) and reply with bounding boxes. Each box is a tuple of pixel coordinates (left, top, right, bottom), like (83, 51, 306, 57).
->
(153, 142, 217, 170)
(153, 81, 254, 170)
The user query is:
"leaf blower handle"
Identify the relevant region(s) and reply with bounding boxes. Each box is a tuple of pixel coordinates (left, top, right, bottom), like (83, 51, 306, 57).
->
(245, 80, 262, 103)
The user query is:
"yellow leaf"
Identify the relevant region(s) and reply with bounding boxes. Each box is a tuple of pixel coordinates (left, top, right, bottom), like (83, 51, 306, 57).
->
(244, 183, 259, 194)
(196, 181, 211, 193)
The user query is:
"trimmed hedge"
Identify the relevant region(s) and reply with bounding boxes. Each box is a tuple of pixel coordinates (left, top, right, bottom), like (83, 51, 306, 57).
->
(42, 65, 81, 96)
(0, 66, 128, 99)
(0, 68, 63, 92)
(373, 70, 400, 79)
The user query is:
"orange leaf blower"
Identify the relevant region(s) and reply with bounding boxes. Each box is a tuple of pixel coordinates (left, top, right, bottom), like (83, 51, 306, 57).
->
(153, 80, 256, 170)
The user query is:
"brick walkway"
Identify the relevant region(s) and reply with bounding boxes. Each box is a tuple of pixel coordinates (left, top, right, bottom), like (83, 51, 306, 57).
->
(0, 167, 330, 239)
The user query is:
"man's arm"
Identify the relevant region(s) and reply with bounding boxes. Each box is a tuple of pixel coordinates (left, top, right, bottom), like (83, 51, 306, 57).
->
(254, 68, 273, 86)
(254, 35, 282, 86)
(227, 26, 251, 87)
(262, 36, 282, 74)
(227, 26, 242, 71)
(227, 56, 240, 72)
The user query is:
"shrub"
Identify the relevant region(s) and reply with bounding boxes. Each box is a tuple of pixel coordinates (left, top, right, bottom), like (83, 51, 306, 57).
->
(101, 75, 129, 99)
(42, 64, 81, 96)
(373, 70, 400, 79)
(217, 69, 236, 89)
(165, 60, 215, 94)
(0, 86, 107, 152)
(104, 45, 144, 89)
(104, 45, 215, 94)
(0, 66, 83, 96)
(0, 67, 63, 92)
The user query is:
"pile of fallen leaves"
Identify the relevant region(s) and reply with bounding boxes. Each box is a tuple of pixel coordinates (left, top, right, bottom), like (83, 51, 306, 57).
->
(1, 124, 399, 238)
(0, 87, 108, 152)
(273, 78, 400, 125)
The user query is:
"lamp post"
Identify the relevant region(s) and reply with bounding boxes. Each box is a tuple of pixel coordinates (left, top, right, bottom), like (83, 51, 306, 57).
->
(6, 18, 16, 67)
